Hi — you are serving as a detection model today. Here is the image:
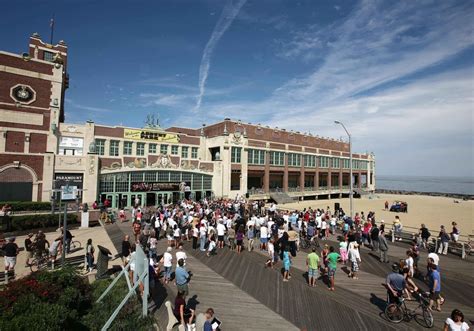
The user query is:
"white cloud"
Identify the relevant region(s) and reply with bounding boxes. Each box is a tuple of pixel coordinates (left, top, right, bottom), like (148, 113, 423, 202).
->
(65, 99, 112, 113)
(195, 0, 247, 110)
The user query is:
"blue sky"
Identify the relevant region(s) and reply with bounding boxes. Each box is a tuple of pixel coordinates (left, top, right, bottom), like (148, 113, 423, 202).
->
(1, 0, 473, 177)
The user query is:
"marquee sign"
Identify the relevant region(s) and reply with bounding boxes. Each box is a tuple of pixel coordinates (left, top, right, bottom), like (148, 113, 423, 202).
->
(124, 129, 180, 143)
(131, 182, 181, 192)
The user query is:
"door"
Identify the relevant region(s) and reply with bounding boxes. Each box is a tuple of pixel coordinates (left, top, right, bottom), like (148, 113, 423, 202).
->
(146, 193, 156, 206)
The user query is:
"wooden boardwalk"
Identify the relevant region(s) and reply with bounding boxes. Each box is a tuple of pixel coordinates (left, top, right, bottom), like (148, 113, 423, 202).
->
(106, 222, 298, 331)
(104, 222, 474, 330)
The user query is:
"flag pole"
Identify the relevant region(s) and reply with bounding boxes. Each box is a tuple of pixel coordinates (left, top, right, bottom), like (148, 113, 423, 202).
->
(50, 14, 55, 45)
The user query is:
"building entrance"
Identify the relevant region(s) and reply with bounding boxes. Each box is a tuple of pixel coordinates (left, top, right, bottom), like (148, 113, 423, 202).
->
(146, 193, 156, 206)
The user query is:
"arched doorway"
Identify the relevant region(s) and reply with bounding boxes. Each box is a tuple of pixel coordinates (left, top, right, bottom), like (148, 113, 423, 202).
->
(0, 167, 34, 201)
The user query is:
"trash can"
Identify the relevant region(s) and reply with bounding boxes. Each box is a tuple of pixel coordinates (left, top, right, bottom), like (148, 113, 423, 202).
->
(96, 245, 112, 280)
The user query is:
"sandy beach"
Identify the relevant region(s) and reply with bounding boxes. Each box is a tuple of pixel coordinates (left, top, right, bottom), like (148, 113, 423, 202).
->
(279, 193, 474, 239)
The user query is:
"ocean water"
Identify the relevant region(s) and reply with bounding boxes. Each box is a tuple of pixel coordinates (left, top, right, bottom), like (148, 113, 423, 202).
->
(376, 176, 474, 195)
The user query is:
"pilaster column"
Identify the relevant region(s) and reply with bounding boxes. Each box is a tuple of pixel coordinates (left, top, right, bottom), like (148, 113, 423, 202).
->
(299, 155, 305, 192)
(263, 151, 270, 192)
(283, 153, 288, 193)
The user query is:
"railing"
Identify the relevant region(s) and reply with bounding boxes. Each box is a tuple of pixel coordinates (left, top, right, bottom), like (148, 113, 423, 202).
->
(318, 186, 328, 191)
(288, 187, 300, 192)
(269, 188, 283, 193)
(248, 188, 266, 196)
(304, 187, 315, 191)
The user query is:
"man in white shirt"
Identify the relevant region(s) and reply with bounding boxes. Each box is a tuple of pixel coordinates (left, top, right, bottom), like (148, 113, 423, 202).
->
(216, 221, 226, 248)
(199, 224, 207, 252)
(175, 244, 187, 267)
(260, 225, 268, 250)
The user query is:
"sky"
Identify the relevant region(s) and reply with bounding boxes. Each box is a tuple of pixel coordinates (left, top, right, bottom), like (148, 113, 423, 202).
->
(1, 0, 473, 177)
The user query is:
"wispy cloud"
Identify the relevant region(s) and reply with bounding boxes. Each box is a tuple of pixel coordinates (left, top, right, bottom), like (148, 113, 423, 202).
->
(195, 0, 247, 110)
(65, 98, 112, 113)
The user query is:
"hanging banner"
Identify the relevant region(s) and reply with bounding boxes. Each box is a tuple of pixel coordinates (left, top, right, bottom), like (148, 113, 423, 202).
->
(124, 129, 180, 143)
(131, 182, 181, 192)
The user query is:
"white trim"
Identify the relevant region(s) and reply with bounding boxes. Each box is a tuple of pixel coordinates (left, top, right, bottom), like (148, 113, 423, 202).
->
(30, 45, 67, 57)
(0, 64, 62, 82)
(0, 50, 59, 67)
(0, 102, 50, 111)
(0, 163, 41, 200)
(0, 109, 44, 126)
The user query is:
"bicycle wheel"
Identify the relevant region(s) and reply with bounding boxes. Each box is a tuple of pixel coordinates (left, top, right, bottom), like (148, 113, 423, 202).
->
(29, 259, 40, 272)
(72, 240, 81, 249)
(385, 304, 404, 323)
(422, 306, 434, 328)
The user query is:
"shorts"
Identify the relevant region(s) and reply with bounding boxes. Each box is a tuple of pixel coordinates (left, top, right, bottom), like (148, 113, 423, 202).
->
(430, 291, 440, 301)
(177, 283, 189, 297)
(236, 240, 243, 246)
(218, 235, 224, 242)
(4, 256, 16, 268)
(351, 261, 359, 272)
(260, 237, 268, 244)
(308, 268, 318, 278)
(328, 267, 336, 277)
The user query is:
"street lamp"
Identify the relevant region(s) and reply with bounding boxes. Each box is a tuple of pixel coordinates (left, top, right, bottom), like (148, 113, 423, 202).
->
(334, 121, 353, 220)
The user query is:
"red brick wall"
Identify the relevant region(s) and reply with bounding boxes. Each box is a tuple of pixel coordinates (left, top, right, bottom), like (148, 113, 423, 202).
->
(0, 53, 53, 75)
(95, 126, 124, 138)
(29, 133, 47, 153)
(5, 131, 25, 152)
(0, 154, 44, 180)
(0, 71, 52, 109)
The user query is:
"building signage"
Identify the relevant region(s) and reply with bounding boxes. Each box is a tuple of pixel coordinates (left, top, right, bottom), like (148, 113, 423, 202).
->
(59, 137, 84, 148)
(131, 182, 180, 192)
(55, 173, 83, 201)
(124, 129, 180, 143)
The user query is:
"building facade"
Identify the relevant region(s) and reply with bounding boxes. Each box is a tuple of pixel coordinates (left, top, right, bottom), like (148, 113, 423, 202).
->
(0, 35, 375, 207)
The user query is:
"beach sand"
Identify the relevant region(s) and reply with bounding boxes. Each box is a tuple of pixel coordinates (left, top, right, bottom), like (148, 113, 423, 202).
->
(279, 193, 474, 238)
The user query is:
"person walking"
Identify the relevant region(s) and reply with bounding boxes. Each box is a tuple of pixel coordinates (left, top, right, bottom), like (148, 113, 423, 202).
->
(282, 247, 291, 282)
(85, 238, 95, 273)
(247, 225, 255, 252)
(121, 235, 131, 264)
(199, 223, 207, 252)
(370, 223, 379, 251)
(326, 246, 341, 291)
(379, 234, 389, 263)
(175, 258, 191, 297)
(306, 248, 320, 287)
(3, 237, 19, 274)
(428, 263, 442, 312)
(162, 247, 173, 284)
(438, 225, 450, 255)
(348, 243, 361, 279)
(419, 224, 431, 249)
(24, 233, 34, 267)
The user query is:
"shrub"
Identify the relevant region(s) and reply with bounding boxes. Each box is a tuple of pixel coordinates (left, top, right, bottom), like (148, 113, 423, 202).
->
(0, 266, 154, 331)
(82, 277, 154, 331)
(0, 201, 51, 211)
(9, 213, 78, 231)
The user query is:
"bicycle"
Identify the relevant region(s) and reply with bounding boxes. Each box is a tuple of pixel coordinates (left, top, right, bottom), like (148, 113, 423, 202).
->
(299, 235, 320, 250)
(384, 288, 434, 328)
(29, 252, 50, 272)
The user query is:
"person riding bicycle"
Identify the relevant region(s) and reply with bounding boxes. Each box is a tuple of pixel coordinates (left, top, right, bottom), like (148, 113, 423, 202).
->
(385, 263, 407, 304)
(32, 231, 49, 259)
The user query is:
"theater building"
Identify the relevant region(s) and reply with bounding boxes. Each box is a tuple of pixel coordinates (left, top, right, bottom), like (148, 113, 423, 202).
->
(0, 34, 376, 207)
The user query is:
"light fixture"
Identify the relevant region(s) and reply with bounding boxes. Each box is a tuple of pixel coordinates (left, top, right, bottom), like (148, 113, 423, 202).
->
(25, 135, 30, 142)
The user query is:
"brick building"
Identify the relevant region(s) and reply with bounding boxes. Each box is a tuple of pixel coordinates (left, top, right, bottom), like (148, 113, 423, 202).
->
(0, 35, 375, 207)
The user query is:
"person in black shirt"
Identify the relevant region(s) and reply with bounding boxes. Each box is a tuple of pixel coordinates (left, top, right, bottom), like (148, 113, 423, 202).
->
(3, 237, 19, 271)
(24, 233, 34, 266)
(121, 235, 131, 264)
(60, 227, 73, 254)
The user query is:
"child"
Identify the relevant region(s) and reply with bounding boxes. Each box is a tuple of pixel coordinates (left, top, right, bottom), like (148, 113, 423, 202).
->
(339, 239, 348, 265)
(265, 239, 275, 268)
(207, 235, 217, 256)
(119, 209, 126, 223)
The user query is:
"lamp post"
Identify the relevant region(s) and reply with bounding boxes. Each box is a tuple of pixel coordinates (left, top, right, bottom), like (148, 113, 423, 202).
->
(334, 121, 353, 220)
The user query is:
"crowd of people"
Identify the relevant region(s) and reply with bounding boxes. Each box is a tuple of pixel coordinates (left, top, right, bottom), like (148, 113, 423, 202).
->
(117, 196, 470, 330)
(0, 196, 470, 330)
